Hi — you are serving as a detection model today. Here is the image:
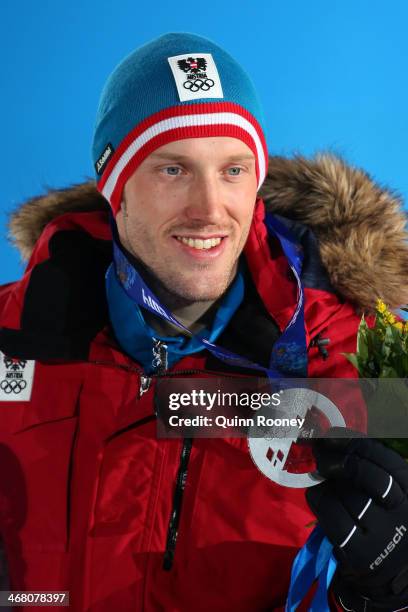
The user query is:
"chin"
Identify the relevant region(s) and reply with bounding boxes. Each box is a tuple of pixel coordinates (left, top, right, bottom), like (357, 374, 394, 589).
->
(176, 289, 225, 302)
(165, 281, 229, 303)
(155, 268, 237, 305)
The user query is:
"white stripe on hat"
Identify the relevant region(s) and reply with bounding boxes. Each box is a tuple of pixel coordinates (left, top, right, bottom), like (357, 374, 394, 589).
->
(101, 111, 266, 202)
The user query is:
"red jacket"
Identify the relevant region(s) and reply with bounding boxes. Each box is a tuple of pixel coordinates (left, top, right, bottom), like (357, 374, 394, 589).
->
(2, 154, 406, 611)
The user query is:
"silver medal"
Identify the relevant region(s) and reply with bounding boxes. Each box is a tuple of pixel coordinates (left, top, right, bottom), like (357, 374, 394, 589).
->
(248, 387, 345, 488)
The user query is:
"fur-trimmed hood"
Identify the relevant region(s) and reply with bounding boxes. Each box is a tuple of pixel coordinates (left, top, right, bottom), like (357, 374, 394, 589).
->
(7, 154, 408, 312)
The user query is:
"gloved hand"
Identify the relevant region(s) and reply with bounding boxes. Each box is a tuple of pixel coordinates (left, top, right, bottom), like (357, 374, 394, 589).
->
(306, 430, 408, 611)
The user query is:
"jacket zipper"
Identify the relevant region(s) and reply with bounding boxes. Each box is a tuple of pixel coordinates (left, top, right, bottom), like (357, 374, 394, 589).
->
(149, 338, 193, 571)
(138, 338, 168, 397)
(162, 437, 193, 571)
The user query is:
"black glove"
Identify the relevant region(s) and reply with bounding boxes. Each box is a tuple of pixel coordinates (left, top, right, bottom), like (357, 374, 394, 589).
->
(306, 430, 408, 611)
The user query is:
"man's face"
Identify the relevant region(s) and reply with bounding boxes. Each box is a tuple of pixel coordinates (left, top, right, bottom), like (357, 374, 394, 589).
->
(116, 137, 258, 304)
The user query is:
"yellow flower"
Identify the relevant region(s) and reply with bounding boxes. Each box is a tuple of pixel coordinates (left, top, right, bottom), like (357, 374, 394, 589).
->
(394, 322, 404, 331)
(404, 322, 408, 334)
(376, 299, 387, 314)
(386, 314, 396, 325)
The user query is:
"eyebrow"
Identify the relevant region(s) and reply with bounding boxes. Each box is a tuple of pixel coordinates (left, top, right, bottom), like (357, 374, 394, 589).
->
(149, 152, 256, 162)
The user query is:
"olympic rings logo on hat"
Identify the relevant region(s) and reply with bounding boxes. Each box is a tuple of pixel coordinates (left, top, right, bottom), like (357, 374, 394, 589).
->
(183, 78, 215, 92)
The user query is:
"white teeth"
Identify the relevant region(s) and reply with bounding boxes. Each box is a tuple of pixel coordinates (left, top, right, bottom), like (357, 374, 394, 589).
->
(177, 236, 222, 250)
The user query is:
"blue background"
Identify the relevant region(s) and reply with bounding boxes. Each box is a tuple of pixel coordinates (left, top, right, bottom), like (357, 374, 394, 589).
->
(1, 0, 407, 284)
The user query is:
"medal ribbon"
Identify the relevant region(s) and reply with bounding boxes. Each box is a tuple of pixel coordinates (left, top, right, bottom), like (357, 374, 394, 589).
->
(285, 526, 337, 611)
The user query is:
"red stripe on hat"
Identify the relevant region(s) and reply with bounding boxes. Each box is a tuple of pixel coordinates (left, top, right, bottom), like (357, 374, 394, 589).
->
(108, 124, 260, 215)
(97, 101, 267, 195)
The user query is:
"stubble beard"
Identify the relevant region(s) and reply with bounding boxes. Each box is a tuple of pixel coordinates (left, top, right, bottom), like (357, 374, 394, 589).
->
(156, 262, 238, 307)
(121, 237, 241, 310)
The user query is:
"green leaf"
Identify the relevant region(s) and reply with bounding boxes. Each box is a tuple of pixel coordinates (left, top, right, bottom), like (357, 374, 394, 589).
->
(357, 324, 369, 361)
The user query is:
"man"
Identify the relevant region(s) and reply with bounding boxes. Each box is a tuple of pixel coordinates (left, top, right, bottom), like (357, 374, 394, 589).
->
(0, 32, 408, 611)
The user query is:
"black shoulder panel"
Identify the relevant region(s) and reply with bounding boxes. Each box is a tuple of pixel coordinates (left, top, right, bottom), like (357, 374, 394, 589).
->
(0, 231, 112, 360)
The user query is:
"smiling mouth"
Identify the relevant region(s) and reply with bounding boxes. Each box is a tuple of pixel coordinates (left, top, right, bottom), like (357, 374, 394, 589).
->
(175, 236, 224, 250)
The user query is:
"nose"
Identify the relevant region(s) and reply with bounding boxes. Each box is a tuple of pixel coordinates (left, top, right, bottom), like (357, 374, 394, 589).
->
(183, 172, 225, 225)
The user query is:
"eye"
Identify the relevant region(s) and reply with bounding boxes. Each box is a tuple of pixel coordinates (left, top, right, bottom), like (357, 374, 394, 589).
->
(227, 167, 242, 176)
(163, 166, 182, 176)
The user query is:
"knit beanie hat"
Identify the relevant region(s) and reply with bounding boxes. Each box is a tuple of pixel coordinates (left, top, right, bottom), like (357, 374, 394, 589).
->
(92, 32, 268, 215)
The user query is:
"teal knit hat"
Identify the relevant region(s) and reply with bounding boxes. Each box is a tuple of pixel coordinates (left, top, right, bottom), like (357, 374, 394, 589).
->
(92, 32, 268, 215)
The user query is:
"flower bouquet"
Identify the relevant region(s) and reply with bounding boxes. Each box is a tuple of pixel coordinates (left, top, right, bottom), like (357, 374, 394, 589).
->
(344, 300, 408, 458)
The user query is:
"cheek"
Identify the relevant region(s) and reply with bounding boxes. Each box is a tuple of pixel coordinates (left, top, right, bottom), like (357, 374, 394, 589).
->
(226, 179, 257, 219)
(234, 198, 257, 229)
